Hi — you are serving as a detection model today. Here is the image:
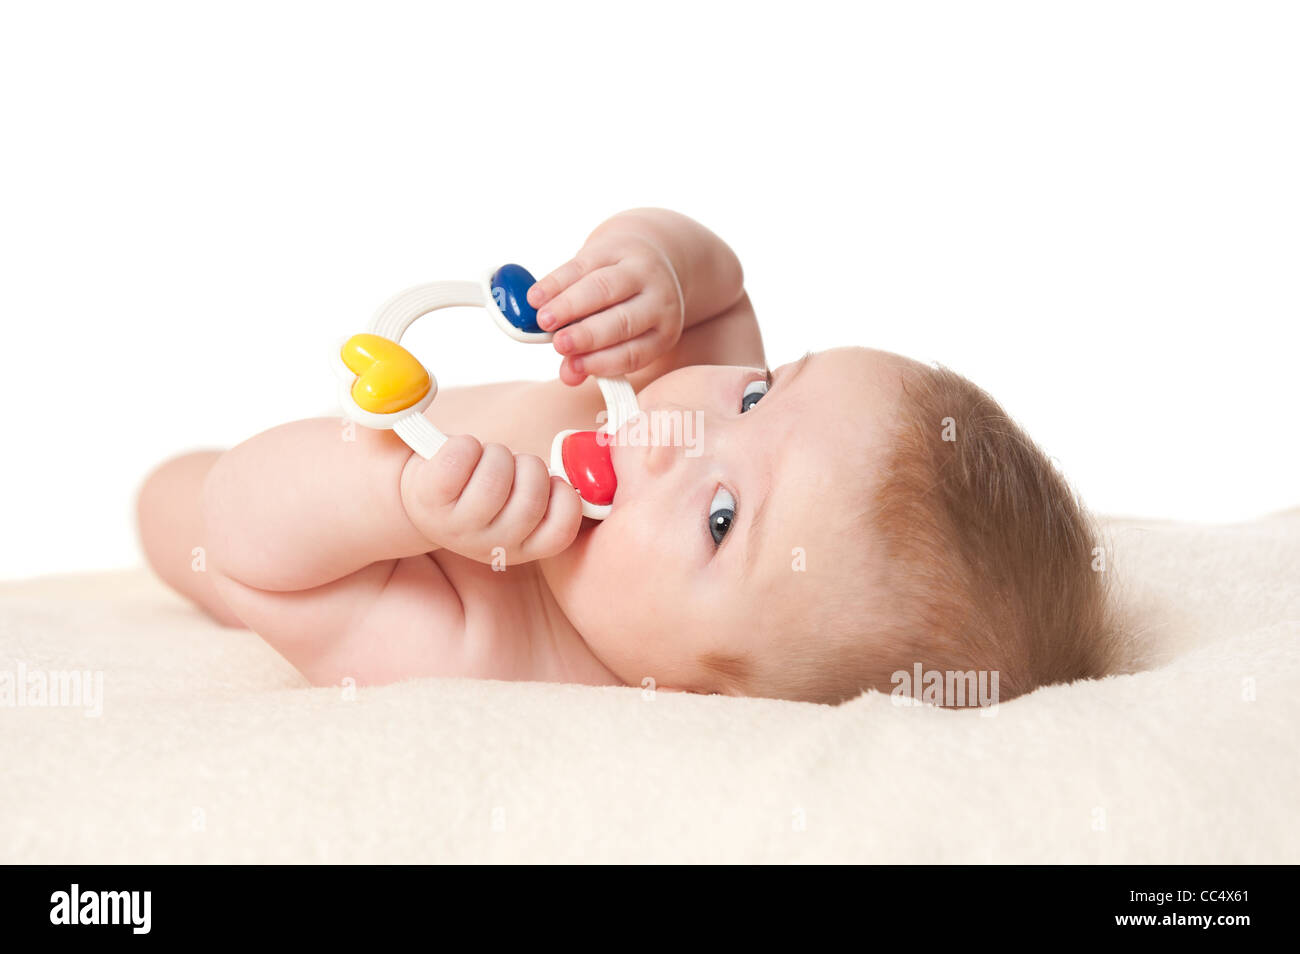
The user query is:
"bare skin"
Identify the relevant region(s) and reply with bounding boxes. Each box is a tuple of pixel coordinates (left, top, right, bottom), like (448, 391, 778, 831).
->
(138, 208, 763, 686)
(138, 207, 911, 699)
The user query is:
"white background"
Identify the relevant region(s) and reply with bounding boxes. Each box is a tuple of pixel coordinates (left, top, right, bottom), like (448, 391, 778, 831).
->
(1, 1, 1296, 580)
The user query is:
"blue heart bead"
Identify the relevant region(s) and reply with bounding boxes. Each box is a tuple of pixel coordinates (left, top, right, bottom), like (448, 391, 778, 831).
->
(490, 263, 542, 334)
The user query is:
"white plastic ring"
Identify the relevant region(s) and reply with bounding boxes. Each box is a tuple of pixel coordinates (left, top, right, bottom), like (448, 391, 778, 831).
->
(337, 268, 640, 519)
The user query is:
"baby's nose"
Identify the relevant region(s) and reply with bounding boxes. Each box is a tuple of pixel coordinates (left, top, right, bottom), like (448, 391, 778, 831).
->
(619, 408, 692, 480)
(641, 431, 681, 477)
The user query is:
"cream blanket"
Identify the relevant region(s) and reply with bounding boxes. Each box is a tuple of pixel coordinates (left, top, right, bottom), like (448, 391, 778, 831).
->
(2, 511, 1297, 863)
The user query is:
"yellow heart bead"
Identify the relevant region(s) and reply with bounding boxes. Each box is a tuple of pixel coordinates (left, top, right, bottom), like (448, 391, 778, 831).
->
(341, 333, 431, 414)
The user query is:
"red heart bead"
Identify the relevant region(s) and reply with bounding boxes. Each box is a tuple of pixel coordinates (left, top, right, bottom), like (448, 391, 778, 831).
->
(560, 430, 617, 506)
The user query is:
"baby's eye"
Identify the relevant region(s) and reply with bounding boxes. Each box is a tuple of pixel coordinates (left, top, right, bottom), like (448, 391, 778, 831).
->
(708, 487, 736, 546)
(741, 377, 768, 412)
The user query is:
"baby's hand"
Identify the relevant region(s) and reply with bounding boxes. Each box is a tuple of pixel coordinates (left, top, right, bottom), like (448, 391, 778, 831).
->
(399, 435, 584, 566)
(527, 233, 685, 386)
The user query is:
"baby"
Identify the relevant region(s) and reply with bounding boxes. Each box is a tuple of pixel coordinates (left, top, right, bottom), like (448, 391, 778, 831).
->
(137, 208, 1121, 705)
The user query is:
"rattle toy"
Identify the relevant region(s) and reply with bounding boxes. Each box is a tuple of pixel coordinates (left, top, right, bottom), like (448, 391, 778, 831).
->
(335, 264, 639, 520)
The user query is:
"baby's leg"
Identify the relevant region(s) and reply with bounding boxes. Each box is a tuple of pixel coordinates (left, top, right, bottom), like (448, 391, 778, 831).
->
(136, 450, 245, 628)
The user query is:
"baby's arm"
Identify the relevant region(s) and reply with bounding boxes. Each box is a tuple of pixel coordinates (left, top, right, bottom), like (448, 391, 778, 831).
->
(143, 207, 757, 639)
(200, 418, 581, 594)
(530, 207, 765, 387)
(377, 209, 767, 466)
(205, 209, 753, 588)
(189, 419, 581, 681)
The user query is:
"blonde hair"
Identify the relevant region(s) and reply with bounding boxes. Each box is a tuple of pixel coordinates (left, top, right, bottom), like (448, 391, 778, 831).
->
(757, 361, 1122, 705)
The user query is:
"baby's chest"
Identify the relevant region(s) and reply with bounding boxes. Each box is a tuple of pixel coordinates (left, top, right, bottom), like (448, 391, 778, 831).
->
(411, 552, 547, 681)
(321, 553, 538, 685)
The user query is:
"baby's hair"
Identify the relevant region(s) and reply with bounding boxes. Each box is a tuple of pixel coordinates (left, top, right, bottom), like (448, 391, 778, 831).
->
(703, 355, 1122, 707)
(748, 358, 1123, 706)
(841, 361, 1123, 705)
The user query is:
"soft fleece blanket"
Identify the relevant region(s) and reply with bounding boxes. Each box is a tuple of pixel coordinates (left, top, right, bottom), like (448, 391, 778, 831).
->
(2, 511, 1297, 863)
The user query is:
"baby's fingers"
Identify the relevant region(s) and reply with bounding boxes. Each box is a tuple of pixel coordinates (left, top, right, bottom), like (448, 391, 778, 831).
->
(452, 441, 516, 529)
(562, 327, 672, 382)
(551, 296, 653, 358)
(533, 264, 636, 332)
(541, 265, 641, 333)
(403, 434, 483, 515)
(488, 453, 552, 546)
(517, 476, 584, 561)
(530, 248, 619, 312)
(528, 257, 590, 310)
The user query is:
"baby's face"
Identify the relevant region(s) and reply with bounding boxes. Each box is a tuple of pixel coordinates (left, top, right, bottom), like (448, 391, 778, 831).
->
(543, 347, 908, 698)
